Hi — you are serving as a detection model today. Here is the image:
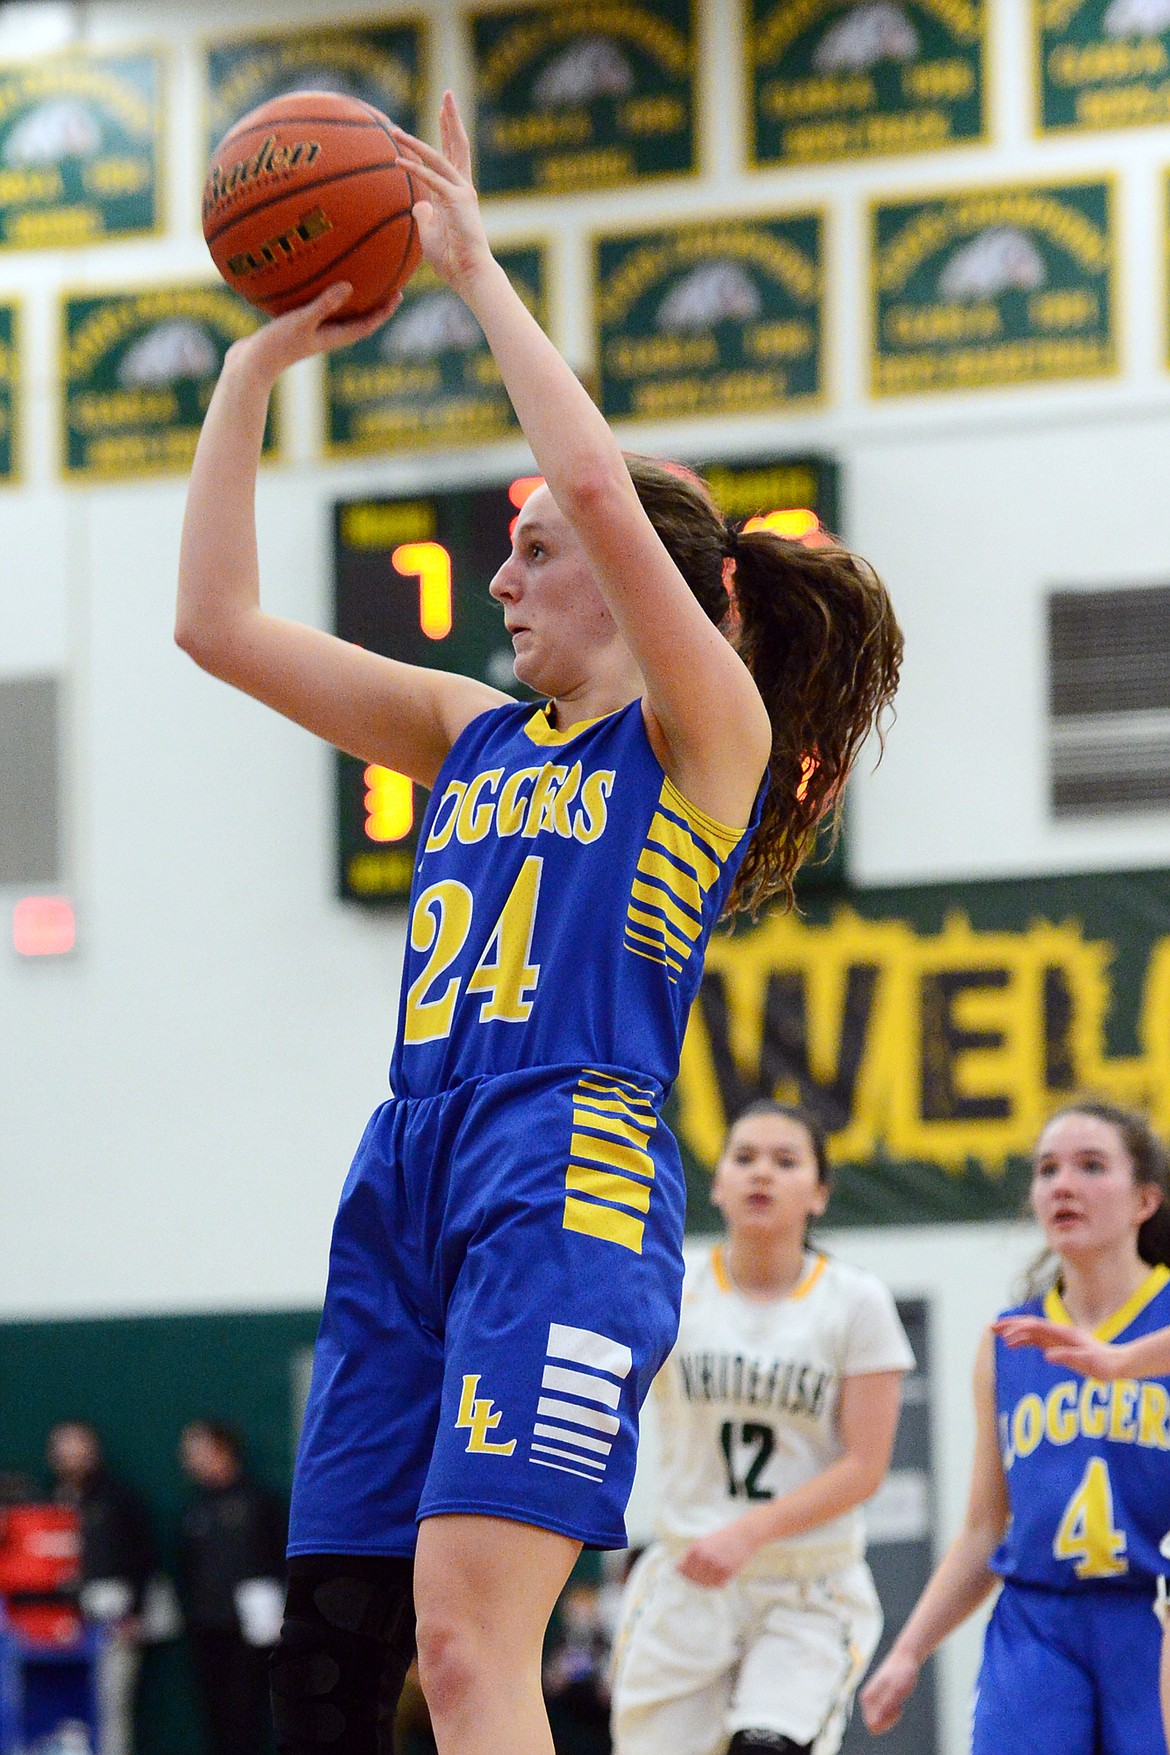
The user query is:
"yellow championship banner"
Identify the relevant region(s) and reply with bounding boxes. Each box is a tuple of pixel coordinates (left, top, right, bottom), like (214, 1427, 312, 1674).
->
(471, 0, 698, 196)
(203, 20, 425, 158)
(1035, 0, 1170, 134)
(870, 178, 1117, 397)
(61, 284, 275, 482)
(594, 213, 825, 421)
(0, 48, 163, 248)
(671, 868, 1170, 1228)
(325, 244, 549, 454)
(748, 0, 987, 166)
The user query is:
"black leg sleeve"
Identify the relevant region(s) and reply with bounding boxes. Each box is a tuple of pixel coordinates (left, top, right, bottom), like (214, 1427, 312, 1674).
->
(270, 1555, 415, 1755)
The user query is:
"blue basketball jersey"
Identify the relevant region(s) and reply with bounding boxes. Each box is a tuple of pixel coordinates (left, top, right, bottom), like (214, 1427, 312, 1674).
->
(389, 697, 761, 1099)
(992, 1265, 1170, 1591)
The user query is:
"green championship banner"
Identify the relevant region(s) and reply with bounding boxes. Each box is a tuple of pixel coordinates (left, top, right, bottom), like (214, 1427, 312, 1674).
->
(1036, 0, 1170, 134)
(748, 0, 986, 165)
(0, 49, 162, 249)
(0, 303, 16, 481)
(62, 284, 275, 481)
(472, 0, 697, 196)
(595, 213, 823, 421)
(870, 179, 1116, 397)
(673, 867, 1170, 1230)
(326, 244, 548, 454)
(204, 21, 423, 157)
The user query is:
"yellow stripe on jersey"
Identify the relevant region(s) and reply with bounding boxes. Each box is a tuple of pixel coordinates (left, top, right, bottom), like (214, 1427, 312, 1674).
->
(569, 1131, 655, 1179)
(645, 811, 721, 888)
(562, 1073, 657, 1252)
(624, 921, 685, 977)
(627, 904, 695, 963)
(572, 1108, 652, 1150)
(635, 848, 703, 917)
(624, 778, 744, 977)
(629, 879, 703, 940)
(563, 1196, 644, 1253)
(566, 1164, 652, 1213)
(660, 774, 744, 859)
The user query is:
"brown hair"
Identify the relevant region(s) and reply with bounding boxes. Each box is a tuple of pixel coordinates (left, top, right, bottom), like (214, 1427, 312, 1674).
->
(1020, 1098, 1170, 1298)
(624, 455, 902, 915)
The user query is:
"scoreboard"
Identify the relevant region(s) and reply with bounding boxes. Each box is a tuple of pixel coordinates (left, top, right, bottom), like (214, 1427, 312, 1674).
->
(333, 454, 839, 905)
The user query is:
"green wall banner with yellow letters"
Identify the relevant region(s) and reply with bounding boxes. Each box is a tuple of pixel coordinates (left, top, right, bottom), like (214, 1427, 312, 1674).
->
(62, 284, 275, 481)
(671, 867, 1170, 1232)
(325, 244, 548, 454)
(748, 0, 987, 166)
(595, 213, 824, 421)
(1036, 0, 1170, 134)
(472, 0, 697, 196)
(204, 22, 424, 158)
(0, 303, 17, 481)
(0, 49, 162, 249)
(870, 178, 1116, 397)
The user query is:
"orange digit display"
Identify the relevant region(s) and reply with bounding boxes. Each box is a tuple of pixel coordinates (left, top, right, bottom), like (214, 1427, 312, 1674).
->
(392, 541, 454, 640)
(363, 765, 414, 842)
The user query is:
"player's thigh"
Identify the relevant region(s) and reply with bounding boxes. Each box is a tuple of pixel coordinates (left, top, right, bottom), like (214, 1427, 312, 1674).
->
(733, 1563, 882, 1754)
(1090, 1589, 1167, 1755)
(971, 1584, 1095, 1755)
(611, 1546, 738, 1755)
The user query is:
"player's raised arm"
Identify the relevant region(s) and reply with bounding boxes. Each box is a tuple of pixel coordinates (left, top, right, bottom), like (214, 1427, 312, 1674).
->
(175, 285, 504, 788)
(391, 94, 770, 829)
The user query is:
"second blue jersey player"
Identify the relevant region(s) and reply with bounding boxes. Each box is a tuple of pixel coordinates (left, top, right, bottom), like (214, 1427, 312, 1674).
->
(863, 1101, 1170, 1755)
(177, 91, 902, 1755)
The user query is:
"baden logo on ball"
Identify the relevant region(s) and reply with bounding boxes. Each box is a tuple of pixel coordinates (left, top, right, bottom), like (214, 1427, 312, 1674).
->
(202, 90, 422, 319)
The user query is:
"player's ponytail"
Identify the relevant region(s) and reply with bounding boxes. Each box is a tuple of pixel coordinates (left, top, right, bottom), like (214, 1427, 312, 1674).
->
(727, 526, 902, 916)
(624, 454, 902, 916)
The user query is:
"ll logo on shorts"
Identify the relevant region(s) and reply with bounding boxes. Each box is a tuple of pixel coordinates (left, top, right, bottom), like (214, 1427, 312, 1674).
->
(456, 1374, 517, 1455)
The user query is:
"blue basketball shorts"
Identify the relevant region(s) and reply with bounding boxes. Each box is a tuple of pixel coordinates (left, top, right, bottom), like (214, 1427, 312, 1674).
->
(287, 1064, 686, 1558)
(972, 1579, 1166, 1755)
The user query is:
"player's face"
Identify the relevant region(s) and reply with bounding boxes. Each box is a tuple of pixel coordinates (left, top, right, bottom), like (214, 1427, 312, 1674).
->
(1030, 1111, 1159, 1258)
(488, 486, 627, 696)
(711, 1112, 829, 1239)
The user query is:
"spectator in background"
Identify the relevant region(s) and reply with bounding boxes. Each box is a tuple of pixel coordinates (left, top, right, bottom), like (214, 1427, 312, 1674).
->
(178, 1420, 286, 1755)
(47, 1420, 157, 1755)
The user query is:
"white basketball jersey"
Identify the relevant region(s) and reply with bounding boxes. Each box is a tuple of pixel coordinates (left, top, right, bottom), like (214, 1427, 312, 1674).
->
(651, 1246, 914, 1562)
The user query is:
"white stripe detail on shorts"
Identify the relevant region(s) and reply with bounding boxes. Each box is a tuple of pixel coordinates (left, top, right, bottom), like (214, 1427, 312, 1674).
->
(532, 1442, 605, 1471)
(541, 1364, 622, 1407)
(536, 1396, 620, 1434)
(530, 1457, 600, 1482)
(546, 1322, 632, 1379)
(533, 1421, 612, 1456)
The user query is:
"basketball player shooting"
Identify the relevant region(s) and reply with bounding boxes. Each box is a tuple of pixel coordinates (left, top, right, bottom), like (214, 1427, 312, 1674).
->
(177, 90, 902, 1755)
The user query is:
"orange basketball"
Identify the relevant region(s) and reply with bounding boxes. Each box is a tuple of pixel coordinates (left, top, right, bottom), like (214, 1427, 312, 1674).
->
(202, 91, 421, 320)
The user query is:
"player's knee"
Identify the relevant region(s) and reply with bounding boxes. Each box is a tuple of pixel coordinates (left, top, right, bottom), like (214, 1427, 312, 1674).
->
(270, 1565, 414, 1754)
(728, 1733, 812, 1755)
(413, 1607, 481, 1721)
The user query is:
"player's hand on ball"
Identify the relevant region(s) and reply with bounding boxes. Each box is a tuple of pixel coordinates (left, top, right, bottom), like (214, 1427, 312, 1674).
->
(859, 1647, 920, 1734)
(229, 282, 402, 381)
(993, 1315, 1117, 1378)
(389, 92, 492, 293)
(675, 1520, 759, 1588)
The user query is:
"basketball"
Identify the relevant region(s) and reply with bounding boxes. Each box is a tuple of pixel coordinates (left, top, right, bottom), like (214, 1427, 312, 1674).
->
(202, 91, 421, 320)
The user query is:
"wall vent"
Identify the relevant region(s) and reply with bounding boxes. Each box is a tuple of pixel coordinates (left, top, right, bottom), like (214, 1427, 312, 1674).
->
(1049, 585, 1170, 816)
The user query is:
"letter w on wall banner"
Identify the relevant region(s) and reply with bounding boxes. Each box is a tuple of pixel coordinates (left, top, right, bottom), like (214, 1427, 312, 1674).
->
(669, 866, 1170, 1231)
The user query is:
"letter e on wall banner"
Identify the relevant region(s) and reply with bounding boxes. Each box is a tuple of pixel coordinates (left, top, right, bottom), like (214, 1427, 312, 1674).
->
(670, 867, 1170, 1232)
